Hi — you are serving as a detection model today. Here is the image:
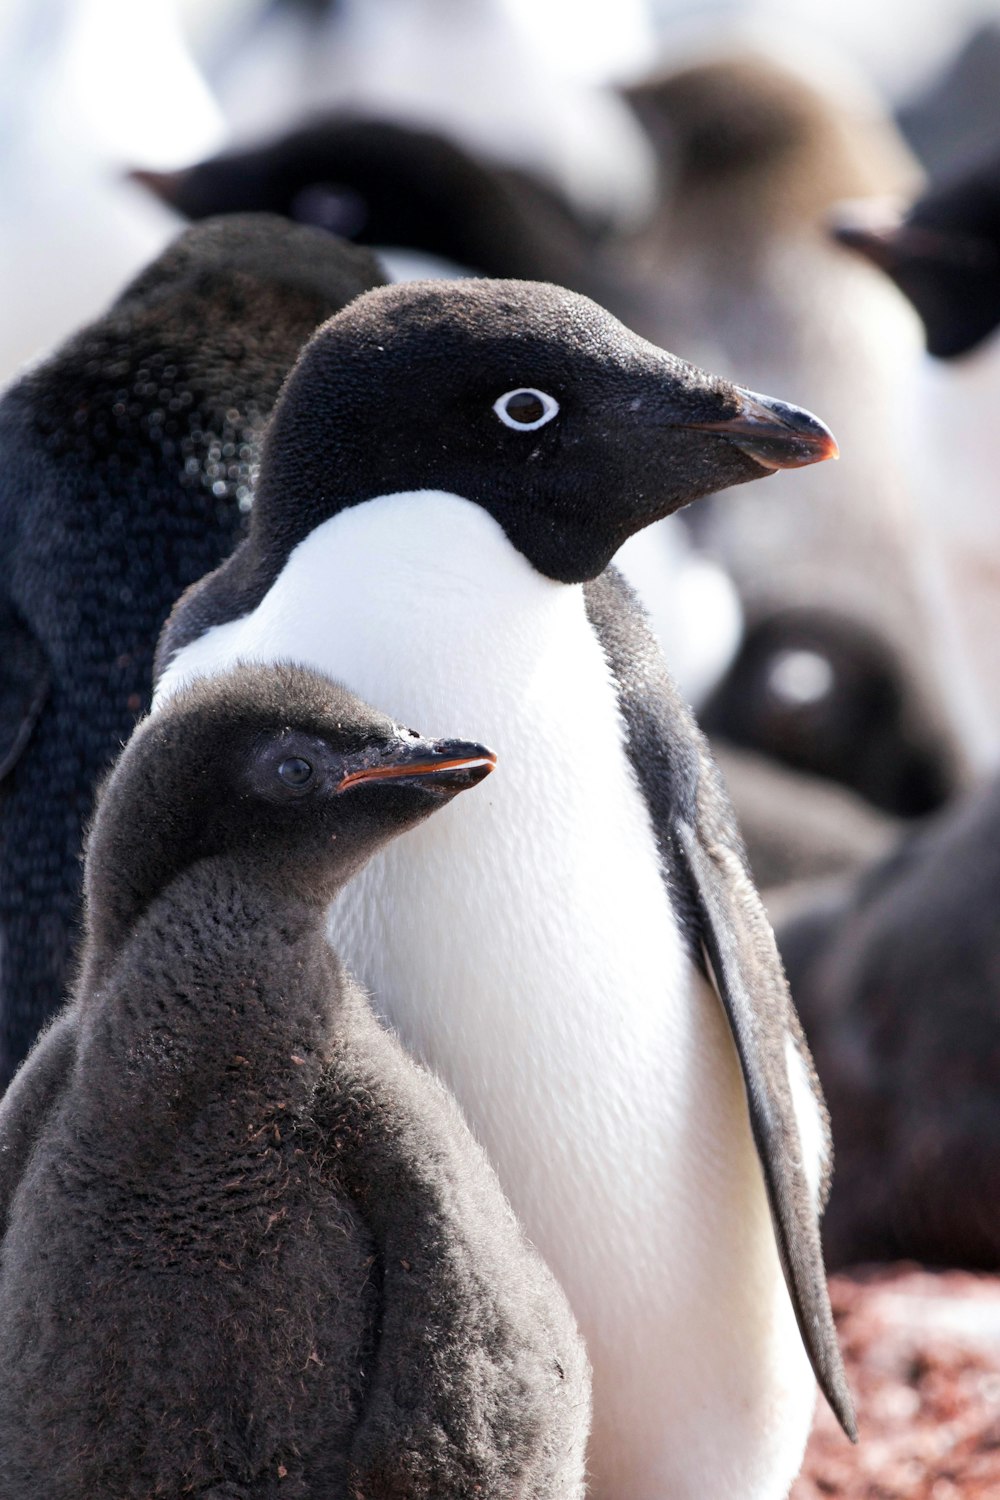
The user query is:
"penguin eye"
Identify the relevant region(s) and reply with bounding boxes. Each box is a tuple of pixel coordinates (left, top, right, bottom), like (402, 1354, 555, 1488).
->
(277, 756, 314, 789)
(494, 388, 559, 431)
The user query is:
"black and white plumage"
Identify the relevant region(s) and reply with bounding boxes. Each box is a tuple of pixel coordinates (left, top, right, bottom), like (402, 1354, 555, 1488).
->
(132, 115, 743, 709)
(0, 215, 385, 1088)
(154, 276, 853, 1498)
(0, 663, 591, 1499)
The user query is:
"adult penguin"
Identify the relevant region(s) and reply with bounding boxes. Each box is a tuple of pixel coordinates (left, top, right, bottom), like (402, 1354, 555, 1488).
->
(131, 116, 741, 710)
(0, 214, 385, 1087)
(154, 277, 854, 1499)
(0, 663, 590, 1498)
(131, 113, 607, 288)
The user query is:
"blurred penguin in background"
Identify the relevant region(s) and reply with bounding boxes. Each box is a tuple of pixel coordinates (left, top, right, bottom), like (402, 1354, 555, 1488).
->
(617, 46, 967, 808)
(703, 605, 953, 818)
(778, 770, 1000, 1272)
(0, 0, 224, 382)
(198, 0, 658, 230)
(834, 146, 1000, 772)
(0, 217, 385, 1089)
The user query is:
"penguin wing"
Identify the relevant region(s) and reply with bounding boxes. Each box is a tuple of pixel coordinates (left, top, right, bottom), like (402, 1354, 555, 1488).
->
(584, 565, 856, 1440)
(0, 594, 50, 781)
(0, 1009, 77, 1235)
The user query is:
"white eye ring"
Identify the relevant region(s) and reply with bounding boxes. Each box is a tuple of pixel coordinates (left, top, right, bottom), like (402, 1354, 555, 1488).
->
(493, 388, 560, 431)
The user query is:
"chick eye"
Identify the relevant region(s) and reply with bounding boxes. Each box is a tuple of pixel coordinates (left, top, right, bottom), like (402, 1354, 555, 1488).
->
(277, 756, 314, 788)
(494, 388, 559, 430)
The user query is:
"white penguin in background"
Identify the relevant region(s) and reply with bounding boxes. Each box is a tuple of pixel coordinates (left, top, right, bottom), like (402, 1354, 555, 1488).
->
(0, 0, 223, 382)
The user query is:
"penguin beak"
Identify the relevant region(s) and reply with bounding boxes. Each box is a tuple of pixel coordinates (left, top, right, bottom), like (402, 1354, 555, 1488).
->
(337, 739, 497, 796)
(680, 389, 839, 470)
(128, 167, 186, 207)
(830, 199, 999, 275)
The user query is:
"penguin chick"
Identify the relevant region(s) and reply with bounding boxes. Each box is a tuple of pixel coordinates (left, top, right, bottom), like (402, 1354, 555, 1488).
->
(153, 276, 853, 1499)
(0, 662, 590, 1500)
(0, 214, 386, 1087)
(778, 772, 1000, 1271)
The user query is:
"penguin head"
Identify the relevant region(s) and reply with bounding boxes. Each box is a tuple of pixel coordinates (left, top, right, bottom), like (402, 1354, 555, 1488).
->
(831, 154, 1000, 358)
(131, 117, 518, 254)
(84, 663, 494, 948)
(622, 52, 915, 236)
(700, 606, 952, 816)
(250, 277, 837, 584)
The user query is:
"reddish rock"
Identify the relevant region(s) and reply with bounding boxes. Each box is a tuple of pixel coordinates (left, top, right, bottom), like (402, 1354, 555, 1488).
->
(792, 1268, 1000, 1499)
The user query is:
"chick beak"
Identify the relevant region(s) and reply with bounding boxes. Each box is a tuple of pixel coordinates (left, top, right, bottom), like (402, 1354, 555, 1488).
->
(338, 739, 497, 796)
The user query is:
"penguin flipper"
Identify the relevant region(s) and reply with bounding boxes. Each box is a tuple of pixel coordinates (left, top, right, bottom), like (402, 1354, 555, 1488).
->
(584, 565, 855, 1440)
(0, 596, 49, 781)
(0, 1009, 77, 1235)
(673, 807, 856, 1440)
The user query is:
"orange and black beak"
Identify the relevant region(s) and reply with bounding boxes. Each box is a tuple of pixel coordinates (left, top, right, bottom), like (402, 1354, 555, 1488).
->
(338, 738, 496, 797)
(682, 387, 839, 471)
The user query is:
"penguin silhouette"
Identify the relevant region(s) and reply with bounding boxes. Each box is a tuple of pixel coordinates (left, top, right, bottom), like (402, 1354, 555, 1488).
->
(0, 662, 590, 1499)
(0, 214, 385, 1087)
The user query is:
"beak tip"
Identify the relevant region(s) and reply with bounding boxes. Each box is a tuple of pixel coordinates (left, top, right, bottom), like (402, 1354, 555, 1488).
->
(715, 390, 840, 472)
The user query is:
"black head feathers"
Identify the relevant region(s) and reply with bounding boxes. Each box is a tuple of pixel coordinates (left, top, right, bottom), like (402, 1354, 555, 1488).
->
(242, 277, 836, 582)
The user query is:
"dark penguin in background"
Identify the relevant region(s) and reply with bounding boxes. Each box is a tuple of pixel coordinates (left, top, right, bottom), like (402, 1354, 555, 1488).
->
(132, 114, 608, 289)
(0, 215, 385, 1088)
(0, 663, 591, 1499)
(778, 771, 1000, 1272)
(702, 605, 952, 817)
(832, 147, 1000, 359)
(833, 151, 1000, 770)
(155, 277, 854, 1499)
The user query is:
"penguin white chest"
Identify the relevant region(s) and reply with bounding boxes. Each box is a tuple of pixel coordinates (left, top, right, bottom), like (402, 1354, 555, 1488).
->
(159, 494, 699, 1169)
(156, 491, 813, 1500)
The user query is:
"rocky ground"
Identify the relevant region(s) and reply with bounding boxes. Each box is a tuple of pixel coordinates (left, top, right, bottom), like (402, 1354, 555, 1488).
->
(792, 1268, 1000, 1499)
